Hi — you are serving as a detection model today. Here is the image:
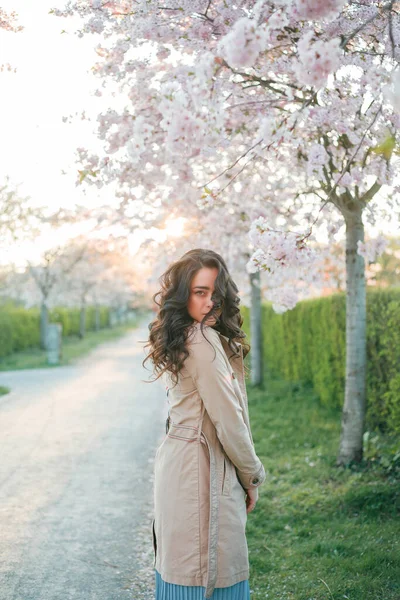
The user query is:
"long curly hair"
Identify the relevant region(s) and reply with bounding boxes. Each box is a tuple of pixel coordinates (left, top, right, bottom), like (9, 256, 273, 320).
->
(142, 248, 250, 386)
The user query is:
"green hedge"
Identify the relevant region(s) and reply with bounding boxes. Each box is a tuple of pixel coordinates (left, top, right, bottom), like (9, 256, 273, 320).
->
(49, 306, 109, 335)
(241, 288, 400, 434)
(0, 307, 40, 358)
(0, 305, 111, 358)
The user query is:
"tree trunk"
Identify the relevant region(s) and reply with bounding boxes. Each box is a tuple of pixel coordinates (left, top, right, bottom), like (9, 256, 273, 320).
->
(249, 270, 263, 386)
(79, 304, 86, 339)
(40, 302, 49, 350)
(337, 210, 367, 465)
(95, 304, 100, 331)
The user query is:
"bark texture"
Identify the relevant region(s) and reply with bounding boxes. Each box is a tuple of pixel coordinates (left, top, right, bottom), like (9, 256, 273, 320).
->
(40, 302, 49, 350)
(79, 304, 86, 339)
(249, 270, 263, 386)
(95, 305, 100, 331)
(337, 210, 367, 464)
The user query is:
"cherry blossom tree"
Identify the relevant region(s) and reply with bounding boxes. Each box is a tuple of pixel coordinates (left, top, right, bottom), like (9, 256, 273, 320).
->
(3, 233, 140, 343)
(54, 0, 400, 463)
(0, 178, 44, 248)
(59, 236, 139, 335)
(27, 242, 87, 348)
(1, 243, 85, 346)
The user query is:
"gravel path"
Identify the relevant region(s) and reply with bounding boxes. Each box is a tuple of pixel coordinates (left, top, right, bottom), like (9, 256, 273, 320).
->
(0, 323, 166, 600)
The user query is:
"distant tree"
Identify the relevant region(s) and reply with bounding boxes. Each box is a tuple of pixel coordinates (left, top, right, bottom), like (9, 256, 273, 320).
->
(0, 178, 43, 247)
(27, 241, 87, 348)
(366, 236, 400, 288)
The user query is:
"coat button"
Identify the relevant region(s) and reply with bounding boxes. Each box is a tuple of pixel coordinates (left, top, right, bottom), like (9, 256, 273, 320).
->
(252, 477, 259, 485)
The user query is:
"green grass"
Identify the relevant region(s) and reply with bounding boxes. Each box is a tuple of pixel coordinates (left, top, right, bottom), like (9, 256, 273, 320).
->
(247, 371, 400, 600)
(0, 385, 10, 396)
(0, 323, 138, 371)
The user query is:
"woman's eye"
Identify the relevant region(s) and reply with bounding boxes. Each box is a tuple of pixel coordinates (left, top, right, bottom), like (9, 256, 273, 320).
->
(195, 291, 205, 296)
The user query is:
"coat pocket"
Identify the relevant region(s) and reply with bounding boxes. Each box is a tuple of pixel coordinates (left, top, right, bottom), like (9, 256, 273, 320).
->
(167, 422, 199, 442)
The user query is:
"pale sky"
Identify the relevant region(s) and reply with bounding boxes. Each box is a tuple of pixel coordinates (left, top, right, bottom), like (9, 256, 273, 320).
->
(0, 1, 149, 266)
(0, 1, 104, 207)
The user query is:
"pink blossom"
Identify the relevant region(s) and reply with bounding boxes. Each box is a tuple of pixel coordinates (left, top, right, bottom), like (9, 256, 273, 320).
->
(357, 236, 388, 264)
(307, 143, 329, 178)
(247, 218, 316, 276)
(296, 31, 342, 88)
(383, 70, 400, 114)
(217, 18, 268, 68)
(296, 0, 346, 21)
(268, 288, 300, 313)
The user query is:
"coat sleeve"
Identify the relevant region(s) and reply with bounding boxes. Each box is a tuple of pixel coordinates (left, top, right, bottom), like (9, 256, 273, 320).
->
(184, 326, 265, 490)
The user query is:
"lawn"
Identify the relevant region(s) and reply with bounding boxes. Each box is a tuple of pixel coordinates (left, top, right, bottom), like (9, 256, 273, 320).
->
(0, 322, 138, 372)
(247, 370, 400, 600)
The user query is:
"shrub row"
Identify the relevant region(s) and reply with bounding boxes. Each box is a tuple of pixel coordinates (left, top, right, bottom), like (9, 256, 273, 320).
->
(0, 305, 110, 359)
(0, 307, 41, 359)
(49, 306, 110, 336)
(242, 288, 400, 434)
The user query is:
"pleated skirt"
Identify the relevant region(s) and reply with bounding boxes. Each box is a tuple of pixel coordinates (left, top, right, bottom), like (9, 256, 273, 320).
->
(155, 570, 250, 600)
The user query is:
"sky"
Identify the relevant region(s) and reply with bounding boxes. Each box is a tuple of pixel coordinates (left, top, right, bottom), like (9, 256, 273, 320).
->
(0, 1, 156, 265)
(0, 1, 102, 207)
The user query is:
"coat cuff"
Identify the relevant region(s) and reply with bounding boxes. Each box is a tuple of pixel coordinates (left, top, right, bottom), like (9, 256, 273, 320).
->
(237, 461, 266, 490)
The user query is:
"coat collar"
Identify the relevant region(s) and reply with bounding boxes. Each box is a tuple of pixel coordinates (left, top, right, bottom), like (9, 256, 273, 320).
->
(192, 321, 243, 355)
(190, 321, 248, 412)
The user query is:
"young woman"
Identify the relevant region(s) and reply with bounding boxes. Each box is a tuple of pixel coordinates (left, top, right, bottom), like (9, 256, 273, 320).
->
(143, 248, 266, 600)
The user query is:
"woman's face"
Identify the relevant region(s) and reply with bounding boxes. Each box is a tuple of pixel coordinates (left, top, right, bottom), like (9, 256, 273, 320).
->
(187, 266, 222, 325)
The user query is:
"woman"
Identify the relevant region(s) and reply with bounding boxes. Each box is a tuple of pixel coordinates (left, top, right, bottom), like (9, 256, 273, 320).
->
(143, 248, 266, 600)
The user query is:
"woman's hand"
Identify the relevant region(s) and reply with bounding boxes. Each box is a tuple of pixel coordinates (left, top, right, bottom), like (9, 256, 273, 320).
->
(245, 487, 258, 514)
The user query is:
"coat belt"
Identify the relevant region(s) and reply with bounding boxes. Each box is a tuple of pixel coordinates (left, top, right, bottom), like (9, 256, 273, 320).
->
(200, 430, 219, 599)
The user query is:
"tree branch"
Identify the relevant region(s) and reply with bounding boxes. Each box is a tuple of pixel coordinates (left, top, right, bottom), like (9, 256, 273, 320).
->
(360, 180, 382, 204)
(340, 1, 395, 50)
(199, 139, 262, 189)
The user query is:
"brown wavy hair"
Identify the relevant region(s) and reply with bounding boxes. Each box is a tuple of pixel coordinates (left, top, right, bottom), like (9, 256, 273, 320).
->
(142, 248, 250, 386)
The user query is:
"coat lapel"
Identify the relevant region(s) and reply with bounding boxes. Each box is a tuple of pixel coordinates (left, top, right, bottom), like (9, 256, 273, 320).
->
(215, 332, 251, 423)
(215, 330, 244, 380)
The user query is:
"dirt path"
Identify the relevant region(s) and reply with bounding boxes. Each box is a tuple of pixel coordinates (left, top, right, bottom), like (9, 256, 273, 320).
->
(0, 324, 166, 600)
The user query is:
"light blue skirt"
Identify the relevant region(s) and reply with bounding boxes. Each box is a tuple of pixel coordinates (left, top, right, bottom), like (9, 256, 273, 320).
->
(155, 569, 250, 599)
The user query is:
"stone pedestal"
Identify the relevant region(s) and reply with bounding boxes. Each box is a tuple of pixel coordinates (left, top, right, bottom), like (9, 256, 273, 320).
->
(109, 311, 118, 327)
(46, 323, 63, 365)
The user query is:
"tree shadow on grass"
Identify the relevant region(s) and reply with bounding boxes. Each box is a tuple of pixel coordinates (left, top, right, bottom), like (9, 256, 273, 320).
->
(335, 482, 400, 520)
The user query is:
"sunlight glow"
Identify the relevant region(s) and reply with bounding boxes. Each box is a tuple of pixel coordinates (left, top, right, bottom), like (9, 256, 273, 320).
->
(164, 217, 186, 238)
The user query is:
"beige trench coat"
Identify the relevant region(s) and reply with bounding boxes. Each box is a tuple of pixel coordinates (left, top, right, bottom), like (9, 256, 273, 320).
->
(152, 321, 266, 598)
